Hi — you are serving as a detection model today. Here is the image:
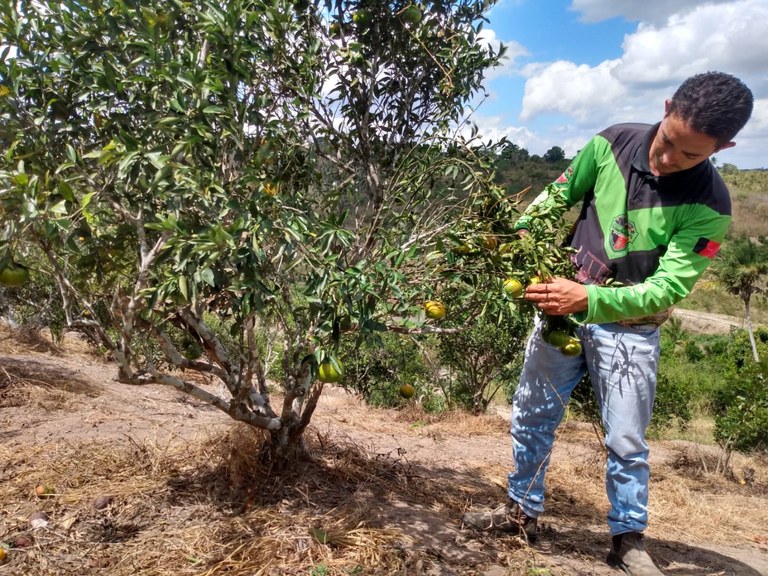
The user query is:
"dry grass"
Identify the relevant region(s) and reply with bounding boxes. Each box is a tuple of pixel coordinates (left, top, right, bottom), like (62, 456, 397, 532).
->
(1, 399, 766, 575)
(0, 418, 479, 576)
(543, 431, 768, 549)
(2, 325, 768, 575)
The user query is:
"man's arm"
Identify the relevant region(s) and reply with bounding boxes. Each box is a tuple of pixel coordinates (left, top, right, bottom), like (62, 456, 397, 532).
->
(582, 213, 730, 324)
(513, 136, 602, 232)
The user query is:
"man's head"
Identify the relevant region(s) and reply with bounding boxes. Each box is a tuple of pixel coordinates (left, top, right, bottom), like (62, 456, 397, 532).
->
(668, 72, 753, 146)
(649, 72, 753, 176)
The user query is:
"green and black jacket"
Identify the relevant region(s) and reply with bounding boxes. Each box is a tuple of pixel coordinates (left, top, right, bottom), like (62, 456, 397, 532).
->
(516, 122, 731, 325)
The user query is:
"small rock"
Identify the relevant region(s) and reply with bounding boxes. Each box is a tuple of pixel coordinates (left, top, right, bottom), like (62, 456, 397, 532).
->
(12, 535, 33, 548)
(93, 495, 114, 510)
(28, 511, 49, 529)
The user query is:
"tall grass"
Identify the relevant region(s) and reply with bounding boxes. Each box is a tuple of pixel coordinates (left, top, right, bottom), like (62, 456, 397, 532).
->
(723, 169, 768, 239)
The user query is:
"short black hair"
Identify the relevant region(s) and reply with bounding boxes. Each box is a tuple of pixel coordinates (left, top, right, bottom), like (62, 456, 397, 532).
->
(667, 71, 753, 146)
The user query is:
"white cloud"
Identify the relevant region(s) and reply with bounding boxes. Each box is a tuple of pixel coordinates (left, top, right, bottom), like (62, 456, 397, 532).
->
(569, 0, 735, 25)
(488, 0, 768, 167)
(520, 59, 625, 122)
(465, 116, 540, 149)
(614, 0, 768, 85)
(478, 28, 528, 81)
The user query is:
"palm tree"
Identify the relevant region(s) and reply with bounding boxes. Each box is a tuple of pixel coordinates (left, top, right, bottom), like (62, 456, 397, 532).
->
(662, 315, 688, 350)
(709, 237, 768, 362)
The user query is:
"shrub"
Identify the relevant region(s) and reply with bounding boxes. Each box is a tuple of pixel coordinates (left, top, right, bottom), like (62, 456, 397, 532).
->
(437, 310, 531, 413)
(713, 359, 768, 454)
(341, 332, 433, 408)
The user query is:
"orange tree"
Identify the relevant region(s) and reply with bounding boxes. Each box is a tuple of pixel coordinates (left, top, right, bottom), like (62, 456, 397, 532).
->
(0, 0, 571, 461)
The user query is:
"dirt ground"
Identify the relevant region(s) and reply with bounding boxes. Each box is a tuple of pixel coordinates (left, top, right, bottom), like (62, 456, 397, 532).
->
(1, 328, 767, 576)
(671, 308, 745, 334)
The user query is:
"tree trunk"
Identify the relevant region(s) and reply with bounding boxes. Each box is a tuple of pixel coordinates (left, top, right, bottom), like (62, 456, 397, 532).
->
(744, 297, 759, 363)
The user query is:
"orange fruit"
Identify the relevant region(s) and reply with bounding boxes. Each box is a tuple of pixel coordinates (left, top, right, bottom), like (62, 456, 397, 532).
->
(482, 234, 498, 251)
(560, 339, 582, 357)
(34, 484, 54, 498)
(400, 4, 422, 24)
(424, 300, 446, 320)
(318, 360, 343, 383)
(503, 278, 523, 298)
(0, 263, 29, 287)
(546, 330, 572, 348)
(399, 384, 416, 399)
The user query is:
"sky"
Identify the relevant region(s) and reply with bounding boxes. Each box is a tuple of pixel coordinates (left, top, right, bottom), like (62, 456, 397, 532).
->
(472, 0, 768, 169)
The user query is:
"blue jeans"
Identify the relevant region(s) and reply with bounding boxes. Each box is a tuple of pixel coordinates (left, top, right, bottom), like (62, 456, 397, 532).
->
(507, 318, 660, 535)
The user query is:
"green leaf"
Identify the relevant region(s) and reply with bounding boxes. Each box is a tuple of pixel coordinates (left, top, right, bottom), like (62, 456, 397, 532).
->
(80, 192, 96, 209)
(200, 267, 215, 286)
(178, 276, 189, 300)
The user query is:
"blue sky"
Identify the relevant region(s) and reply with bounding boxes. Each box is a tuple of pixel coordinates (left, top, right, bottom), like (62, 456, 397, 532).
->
(471, 0, 768, 169)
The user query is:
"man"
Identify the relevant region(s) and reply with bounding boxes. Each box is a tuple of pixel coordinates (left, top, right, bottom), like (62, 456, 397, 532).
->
(461, 72, 753, 576)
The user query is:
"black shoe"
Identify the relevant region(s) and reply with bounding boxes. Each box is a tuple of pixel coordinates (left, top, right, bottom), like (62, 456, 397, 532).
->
(461, 499, 538, 541)
(606, 532, 664, 575)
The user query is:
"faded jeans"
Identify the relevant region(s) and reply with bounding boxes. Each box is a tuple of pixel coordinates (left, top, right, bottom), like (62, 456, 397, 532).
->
(507, 318, 660, 536)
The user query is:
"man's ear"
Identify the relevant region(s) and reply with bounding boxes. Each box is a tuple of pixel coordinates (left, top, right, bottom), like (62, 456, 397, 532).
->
(715, 141, 736, 153)
(663, 99, 672, 117)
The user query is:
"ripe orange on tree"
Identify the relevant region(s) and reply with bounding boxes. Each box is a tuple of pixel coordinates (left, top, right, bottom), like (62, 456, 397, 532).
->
(318, 360, 344, 383)
(424, 300, 446, 320)
(503, 278, 523, 298)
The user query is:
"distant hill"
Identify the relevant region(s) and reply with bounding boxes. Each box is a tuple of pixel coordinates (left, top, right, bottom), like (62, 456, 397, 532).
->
(493, 158, 570, 204)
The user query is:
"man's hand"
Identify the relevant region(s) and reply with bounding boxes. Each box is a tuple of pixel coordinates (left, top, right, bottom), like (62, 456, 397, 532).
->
(524, 276, 588, 316)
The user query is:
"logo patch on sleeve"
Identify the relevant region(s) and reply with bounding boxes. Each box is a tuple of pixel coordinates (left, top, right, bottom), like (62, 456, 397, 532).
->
(555, 165, 574, 184)
(693, 238, 721, 259)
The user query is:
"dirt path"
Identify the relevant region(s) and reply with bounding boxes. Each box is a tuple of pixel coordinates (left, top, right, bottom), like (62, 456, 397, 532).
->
(1, 332, 767, 575)
(671, 308, 745, 334)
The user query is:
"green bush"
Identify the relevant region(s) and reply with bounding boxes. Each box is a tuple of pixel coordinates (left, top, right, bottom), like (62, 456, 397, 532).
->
(713, 359, 768, 453)
(340, 332, 434, 408)
(683, 339, 705, 362)
(437, 309, 531, 413)
(649, 373, 693, 435)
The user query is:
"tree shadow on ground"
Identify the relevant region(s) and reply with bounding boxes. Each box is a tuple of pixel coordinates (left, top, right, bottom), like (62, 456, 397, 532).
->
(160, 428, 516, 570)
(0, 356, 101, 397)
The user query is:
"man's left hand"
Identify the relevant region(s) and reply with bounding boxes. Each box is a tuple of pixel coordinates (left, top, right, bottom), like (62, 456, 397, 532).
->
(525, 277, 588, 316)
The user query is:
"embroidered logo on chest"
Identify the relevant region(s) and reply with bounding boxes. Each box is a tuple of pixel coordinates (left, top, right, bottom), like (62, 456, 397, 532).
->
(609, 214, 636, 252)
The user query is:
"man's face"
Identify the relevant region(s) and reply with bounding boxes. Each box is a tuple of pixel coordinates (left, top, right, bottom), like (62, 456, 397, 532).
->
(648, 105, 734, 176)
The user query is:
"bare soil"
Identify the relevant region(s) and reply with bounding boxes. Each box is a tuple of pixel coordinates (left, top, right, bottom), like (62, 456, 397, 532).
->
(1, 327, 767, 576)
(671, 308, 745, 334)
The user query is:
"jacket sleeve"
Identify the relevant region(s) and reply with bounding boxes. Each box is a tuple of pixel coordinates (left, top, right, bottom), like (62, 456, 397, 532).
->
(583, 210, 731, 324)
(513, 136, 602, 231)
